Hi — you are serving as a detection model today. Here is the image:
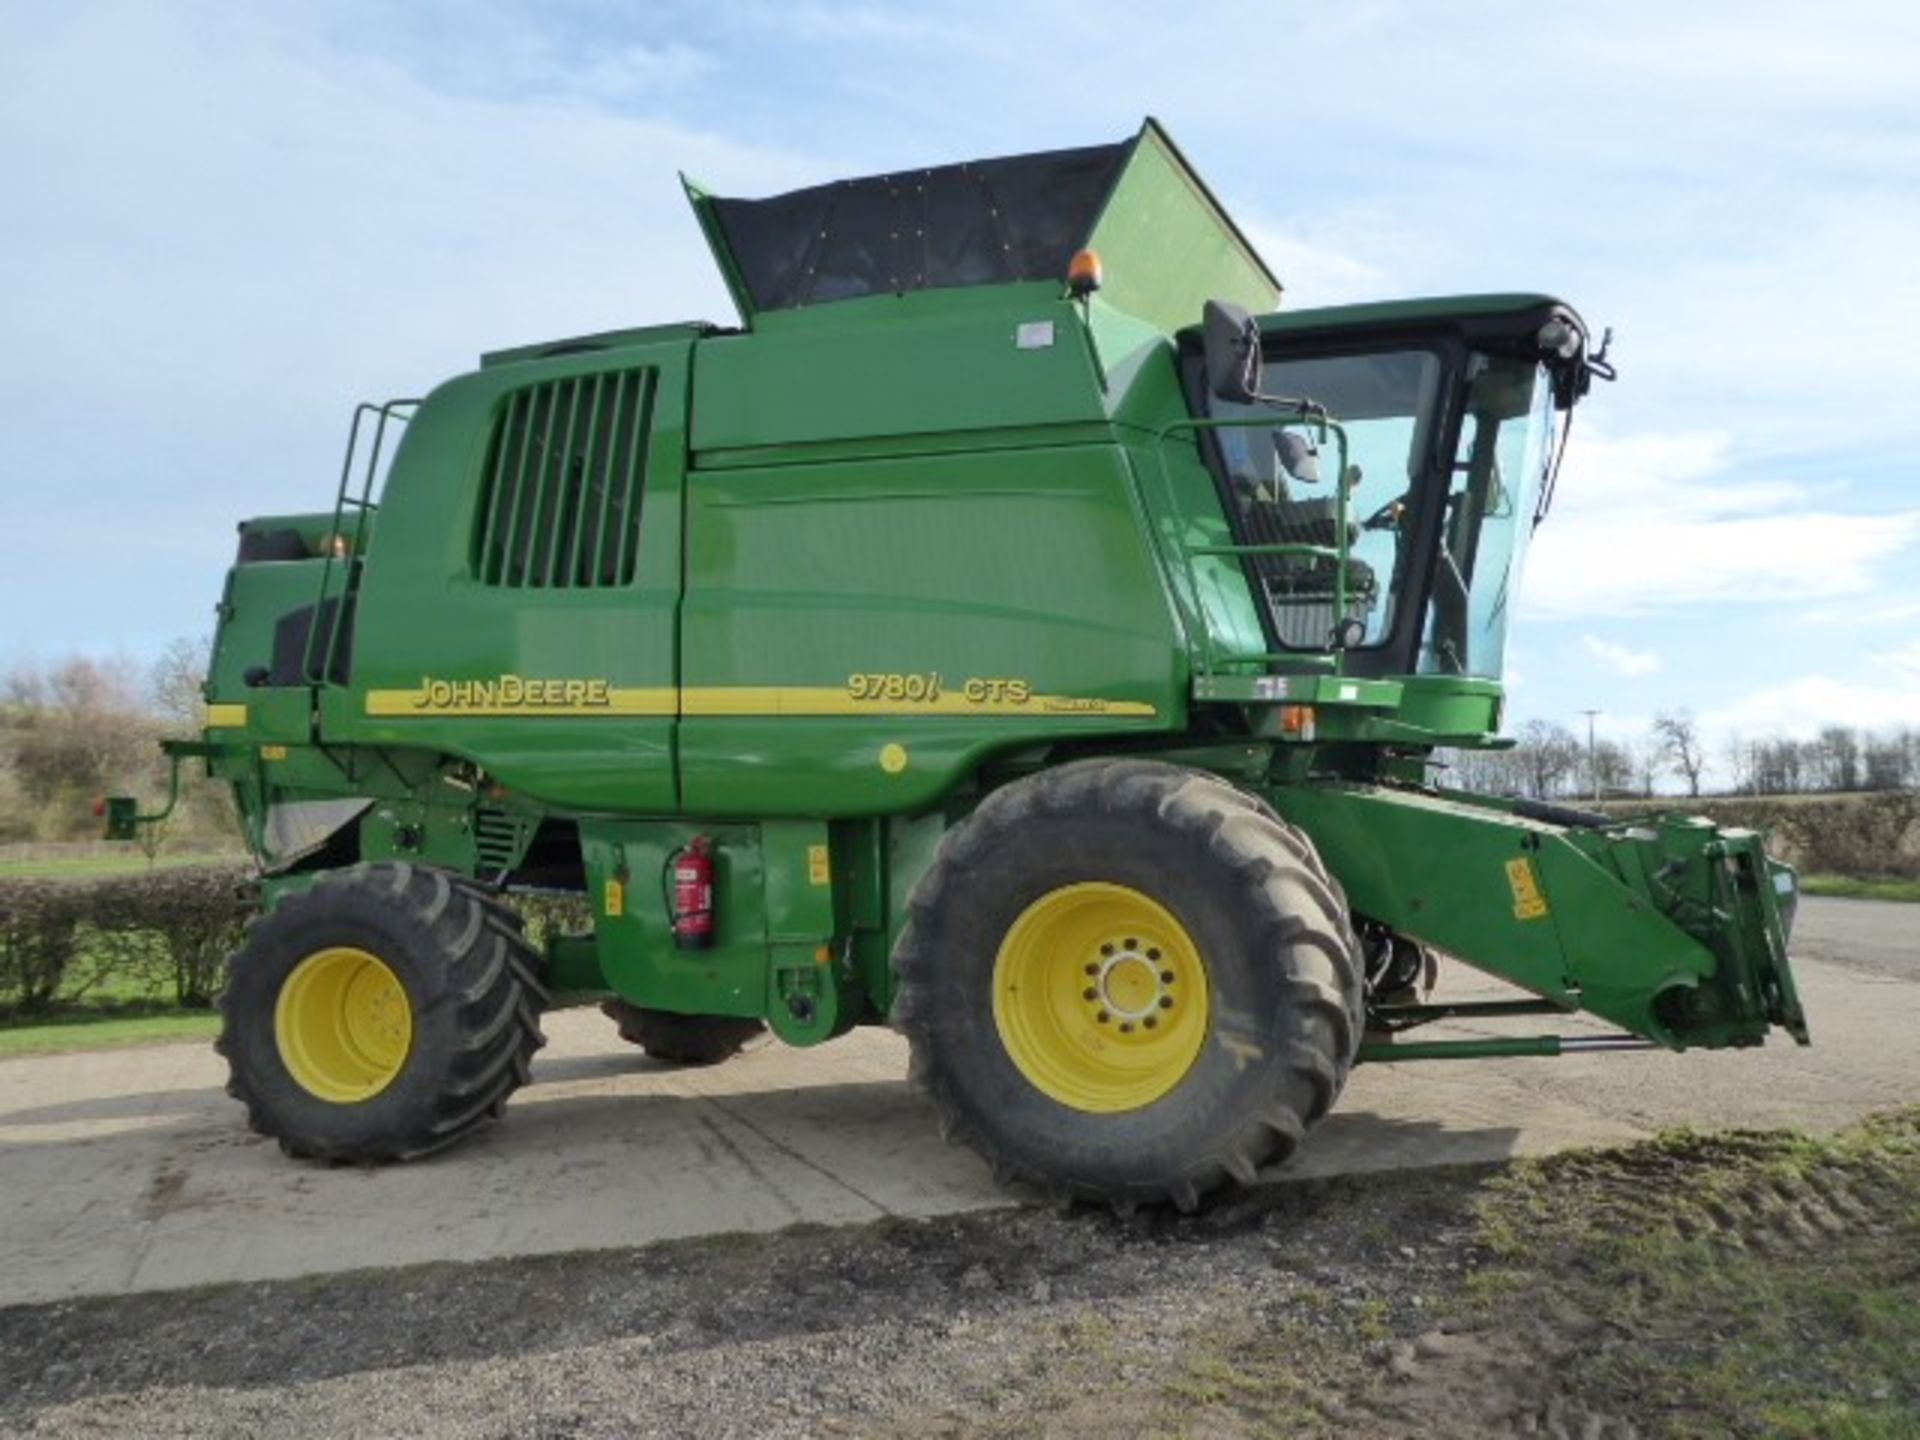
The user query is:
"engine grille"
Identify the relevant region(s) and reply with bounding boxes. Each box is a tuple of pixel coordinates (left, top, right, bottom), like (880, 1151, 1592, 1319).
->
(474, 807, 532, 873)
(473, 366, 656, 589)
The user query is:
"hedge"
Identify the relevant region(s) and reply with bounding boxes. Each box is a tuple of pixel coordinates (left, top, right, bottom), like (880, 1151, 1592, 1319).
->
(0, 866, 591, 1018)
(1596, 790, 1920, 881)
(0, 865, 255, 1014)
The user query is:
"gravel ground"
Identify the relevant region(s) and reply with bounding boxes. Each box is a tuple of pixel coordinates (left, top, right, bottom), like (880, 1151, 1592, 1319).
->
(0, 1163, 1490, 1438)
(5, 1109, 1916, 1439)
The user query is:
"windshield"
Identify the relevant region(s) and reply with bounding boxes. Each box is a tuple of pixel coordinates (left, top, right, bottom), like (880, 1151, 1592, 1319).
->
(1420, 358, 1556, 676)
(1205, 350, 1441, 650)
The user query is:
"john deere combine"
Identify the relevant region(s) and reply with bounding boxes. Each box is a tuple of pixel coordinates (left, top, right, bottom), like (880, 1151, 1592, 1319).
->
(120, 120, 1806, 1208)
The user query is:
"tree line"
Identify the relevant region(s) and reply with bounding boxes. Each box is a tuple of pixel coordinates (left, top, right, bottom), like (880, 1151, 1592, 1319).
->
(1443, 712, 1920, 802)
(0, 641, 231, 846)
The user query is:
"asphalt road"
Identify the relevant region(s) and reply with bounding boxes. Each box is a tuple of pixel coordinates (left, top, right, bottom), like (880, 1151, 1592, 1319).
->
(1791, 894, 1918, 979)
(1, 897, 1913, 1307)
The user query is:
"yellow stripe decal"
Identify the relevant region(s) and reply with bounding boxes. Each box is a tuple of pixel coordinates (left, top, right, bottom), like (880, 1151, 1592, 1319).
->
(206, 703, 249, 728)
(364, 681, 1154, 720)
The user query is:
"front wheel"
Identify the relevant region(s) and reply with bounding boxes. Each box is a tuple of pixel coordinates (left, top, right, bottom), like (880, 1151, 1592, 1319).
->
(892, 759, 1362, 1211)
(219, 863, 547, 1162)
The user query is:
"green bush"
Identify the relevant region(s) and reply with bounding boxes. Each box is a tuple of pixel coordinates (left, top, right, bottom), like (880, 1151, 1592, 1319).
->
(0, 879, 88, 1012)
(91, 865, 258, 1007)
(511, 890, 593, 950)
(1, 864, 594, 1017)
(0, 864, 255, 1014)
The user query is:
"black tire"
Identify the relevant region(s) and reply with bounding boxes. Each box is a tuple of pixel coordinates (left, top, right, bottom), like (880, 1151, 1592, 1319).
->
(892, 758, 1362, 1211)
(601, 1000, 765, 1066)
(218, 862, 548, 1161)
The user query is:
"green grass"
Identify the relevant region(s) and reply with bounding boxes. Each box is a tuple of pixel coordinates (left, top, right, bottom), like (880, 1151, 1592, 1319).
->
(0, 1007, 219, 1057)
(1801, 872, 1920, 902)
(0, 850, 242, 880)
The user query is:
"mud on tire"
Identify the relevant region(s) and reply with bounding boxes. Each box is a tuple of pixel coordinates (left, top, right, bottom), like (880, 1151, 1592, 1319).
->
(891, 758, 1362, 1211)
(218, 862, 548, 1162)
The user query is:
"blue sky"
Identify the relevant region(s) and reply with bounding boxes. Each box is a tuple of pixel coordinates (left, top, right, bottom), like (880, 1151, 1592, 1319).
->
(3, 1, 1916, 776)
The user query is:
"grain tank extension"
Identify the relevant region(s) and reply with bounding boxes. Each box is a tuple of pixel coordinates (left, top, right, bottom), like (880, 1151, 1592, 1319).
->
(119, 120, 1806, 1207)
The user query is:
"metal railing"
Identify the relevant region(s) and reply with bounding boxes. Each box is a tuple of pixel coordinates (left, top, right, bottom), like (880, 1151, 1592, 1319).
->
(302, 399, 419, 686)
(1150, 412, 1353, 677)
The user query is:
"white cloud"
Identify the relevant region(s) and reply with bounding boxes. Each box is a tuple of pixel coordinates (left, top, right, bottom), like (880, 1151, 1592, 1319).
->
(1700, 672, 1920, 741)
(1877, 643, 1920, 681)
(1579, 634, 1660, 677)
(0, 3, 811, 655)
(1801, 594, 1920, 628)
(1238, 217, 1391, 308)
(1523, 428, 1920, 620)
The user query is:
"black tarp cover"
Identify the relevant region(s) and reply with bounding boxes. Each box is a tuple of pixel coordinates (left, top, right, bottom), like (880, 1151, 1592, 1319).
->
(709, 141, 1129, 312)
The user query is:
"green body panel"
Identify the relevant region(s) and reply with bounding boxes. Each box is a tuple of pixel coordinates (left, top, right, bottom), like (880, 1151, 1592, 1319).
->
(1269, 784, 1805, 1049)
(573, 816, 865, 1045)
(1083, 123, 1278, 333)
(692, 288, 1101, 449)
(1255, 292, 1572, 339)
(333, 341, 693, 813)
(162, 122, 1806, 1068)
(581, 820, 771, 1020)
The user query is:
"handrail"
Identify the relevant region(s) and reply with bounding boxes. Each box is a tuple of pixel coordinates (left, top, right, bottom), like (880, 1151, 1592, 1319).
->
(303, 399, 421, 686)
(1149, 412, 1353, 678)
(1186, 542, 1341, 561)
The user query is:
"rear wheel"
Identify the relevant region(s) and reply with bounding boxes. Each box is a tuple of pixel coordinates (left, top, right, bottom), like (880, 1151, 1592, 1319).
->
(600, 1001, 765, 1066)
(892, 759, 1362, 1211)
(219, 863, 547, 1161)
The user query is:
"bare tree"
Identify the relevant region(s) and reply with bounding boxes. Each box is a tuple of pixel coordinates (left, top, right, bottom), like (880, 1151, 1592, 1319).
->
(1652, 710, 1706, 797)
(1817, 725, 1861, 792)
(1864, 731, 1914, 791)
(7, 658, 154, 803)
(2, 646, 244, 846)
(1723, 732, 1754, 795)
(1630, 738, 1662, 797)
(151, 636, 212, 732)
(150, 635, 235, 838)
(1516, 719, 1582, 799)
(1592, 738, 1634, 796)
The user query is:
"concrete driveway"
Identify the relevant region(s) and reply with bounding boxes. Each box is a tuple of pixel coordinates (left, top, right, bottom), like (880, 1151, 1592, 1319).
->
(2, 897, 1914, 1306)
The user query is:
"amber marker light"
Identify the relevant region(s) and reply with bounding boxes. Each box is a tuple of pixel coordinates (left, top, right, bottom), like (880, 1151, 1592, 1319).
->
(1278, 705, 1317, 741)
(1067, 248, 1103, 297)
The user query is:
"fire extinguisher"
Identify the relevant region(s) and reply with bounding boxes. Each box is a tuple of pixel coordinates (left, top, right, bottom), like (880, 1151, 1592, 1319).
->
(670, 836, 716, 950)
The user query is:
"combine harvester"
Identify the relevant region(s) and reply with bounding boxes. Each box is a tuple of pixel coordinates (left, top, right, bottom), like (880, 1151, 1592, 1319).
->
(114, 121, 1806, 1209)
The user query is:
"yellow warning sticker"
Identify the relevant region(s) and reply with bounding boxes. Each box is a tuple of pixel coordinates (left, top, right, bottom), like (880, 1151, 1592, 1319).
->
(1505, 856, 1550, 921)
(807, 844, 831, 887)
(604, 877, 625, 918)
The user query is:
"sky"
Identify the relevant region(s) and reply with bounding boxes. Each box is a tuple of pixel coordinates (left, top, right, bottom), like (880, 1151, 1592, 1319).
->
(2, 0, 1916, 777)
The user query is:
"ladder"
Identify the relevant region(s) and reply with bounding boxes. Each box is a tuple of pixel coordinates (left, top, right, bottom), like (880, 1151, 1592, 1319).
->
(302, 399, 420, 686)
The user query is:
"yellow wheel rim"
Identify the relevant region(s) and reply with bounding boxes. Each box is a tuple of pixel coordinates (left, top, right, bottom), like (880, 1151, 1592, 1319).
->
(992, 882, 1210, 1113)
(274, 946, 413, 1103)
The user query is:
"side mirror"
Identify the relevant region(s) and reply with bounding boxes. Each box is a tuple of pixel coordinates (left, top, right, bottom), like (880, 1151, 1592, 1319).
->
(1274, 430, 1321, 485)
(1203, 299, 1262, 404)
